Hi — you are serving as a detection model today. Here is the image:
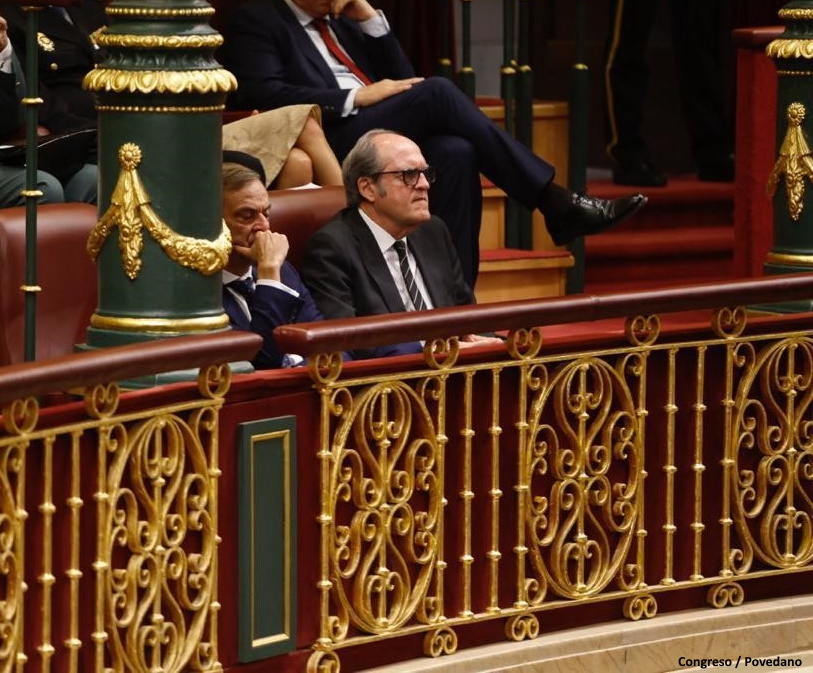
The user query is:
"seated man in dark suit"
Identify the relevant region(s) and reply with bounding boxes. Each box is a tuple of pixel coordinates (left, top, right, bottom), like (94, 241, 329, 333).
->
(219, 0, 647, 287)
(222, 151, 325, 368)
(301, 129, 503, 360)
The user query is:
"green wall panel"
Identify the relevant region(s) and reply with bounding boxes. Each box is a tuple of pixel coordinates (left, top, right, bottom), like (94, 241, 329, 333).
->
(237, 416, 298, 662)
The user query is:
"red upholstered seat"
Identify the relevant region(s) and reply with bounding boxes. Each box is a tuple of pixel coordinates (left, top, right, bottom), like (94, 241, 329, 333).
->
(0, 188, 345, 365)
(266, 185, 346, 267)
(0, 204, 98, 365)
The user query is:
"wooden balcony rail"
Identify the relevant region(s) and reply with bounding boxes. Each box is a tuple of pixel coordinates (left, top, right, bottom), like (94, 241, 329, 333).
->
(274, 272, 813, 356)
(0, 331, 262, 406)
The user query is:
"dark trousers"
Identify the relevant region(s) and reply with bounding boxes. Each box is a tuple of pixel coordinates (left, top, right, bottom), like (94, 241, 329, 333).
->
(605, 0, 733, 167)
(324, 77, 556, 286)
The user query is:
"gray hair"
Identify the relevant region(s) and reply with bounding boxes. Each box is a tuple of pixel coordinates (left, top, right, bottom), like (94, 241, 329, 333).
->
(222, 162, 263, 195)
(342, 129, 395, 207)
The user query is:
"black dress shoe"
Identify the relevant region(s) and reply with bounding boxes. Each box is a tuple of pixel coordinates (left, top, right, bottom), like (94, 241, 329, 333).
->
(548, 192, 648, 246)
(612, 158, 667, 187)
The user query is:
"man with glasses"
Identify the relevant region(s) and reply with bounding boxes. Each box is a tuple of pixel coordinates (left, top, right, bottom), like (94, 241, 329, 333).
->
(301, 129, 502, 360)
(222, 150, 325, 368)
(220, 0, 647, 288)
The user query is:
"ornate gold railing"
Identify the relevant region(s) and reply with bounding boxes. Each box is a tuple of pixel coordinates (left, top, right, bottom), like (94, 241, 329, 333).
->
(7, 278, 813, 672)
(0, 331, 260, 673)
(273, 274, 813, 672)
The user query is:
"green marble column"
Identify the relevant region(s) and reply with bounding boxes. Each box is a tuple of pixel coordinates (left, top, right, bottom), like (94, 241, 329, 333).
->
(83, 0, 236, 348)
(765, 1, 813, 309)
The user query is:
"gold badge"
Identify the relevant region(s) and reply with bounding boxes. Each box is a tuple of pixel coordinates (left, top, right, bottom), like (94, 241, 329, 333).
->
(36, 32, 55, 52)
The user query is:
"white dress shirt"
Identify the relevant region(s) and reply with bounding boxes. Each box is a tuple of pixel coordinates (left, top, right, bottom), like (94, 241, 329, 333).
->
(282, 0, 389, 116)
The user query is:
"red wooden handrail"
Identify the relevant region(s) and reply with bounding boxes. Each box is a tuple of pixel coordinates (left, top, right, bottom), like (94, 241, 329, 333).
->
(0, 331, 262, 406)
(274, 274, 813, 355)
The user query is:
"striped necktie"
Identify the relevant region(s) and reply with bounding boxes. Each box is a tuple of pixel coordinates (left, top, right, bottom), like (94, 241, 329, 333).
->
(393, 239, 426, 311)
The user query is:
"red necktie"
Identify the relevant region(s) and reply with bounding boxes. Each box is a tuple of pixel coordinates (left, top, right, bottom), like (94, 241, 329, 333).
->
(313, 18, 373, 86)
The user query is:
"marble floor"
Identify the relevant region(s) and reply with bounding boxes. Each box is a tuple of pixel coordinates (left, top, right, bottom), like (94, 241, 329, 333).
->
(361, 595, 813, 673)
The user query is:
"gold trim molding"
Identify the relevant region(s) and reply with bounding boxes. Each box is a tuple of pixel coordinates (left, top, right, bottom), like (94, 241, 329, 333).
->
(95, 33, 223, 49)
(767, 102, 813, 220)
(96, 104, 225, 113)
(89, 312, 229, 332)
(83, 68, 237, 95)
(766, 250, 813, 267)
(87, 143, 231, 279)
(767, 39, 813, 60)
(105, 6, 215, 17)
(779, 8, 813, 19)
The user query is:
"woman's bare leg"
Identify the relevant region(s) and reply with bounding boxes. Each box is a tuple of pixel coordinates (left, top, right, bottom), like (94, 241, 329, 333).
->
(273, 147, 313, 189)
(293, 116, 342, 186)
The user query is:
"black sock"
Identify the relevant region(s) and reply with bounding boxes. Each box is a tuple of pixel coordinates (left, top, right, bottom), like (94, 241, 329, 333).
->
(537, 181, 574, 219)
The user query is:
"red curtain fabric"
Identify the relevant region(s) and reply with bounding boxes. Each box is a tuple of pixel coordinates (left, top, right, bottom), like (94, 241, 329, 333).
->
(373, 0, 455, 77)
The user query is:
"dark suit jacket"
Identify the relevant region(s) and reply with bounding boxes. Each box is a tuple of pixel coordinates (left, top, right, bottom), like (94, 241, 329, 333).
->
(301, 208, 474, 360)
(0, 55, 22, 140)
(223, 262, 323, 369)
(2, 1, 106, 125)
(219, 0, 414, 119)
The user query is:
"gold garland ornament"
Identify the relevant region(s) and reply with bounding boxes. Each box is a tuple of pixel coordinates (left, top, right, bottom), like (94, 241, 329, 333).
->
(87, 143, 231, 280)
(767, 102, 813, 221)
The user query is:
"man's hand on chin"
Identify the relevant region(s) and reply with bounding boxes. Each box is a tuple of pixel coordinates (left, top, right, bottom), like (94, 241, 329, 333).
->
(331, 0, 377, 22)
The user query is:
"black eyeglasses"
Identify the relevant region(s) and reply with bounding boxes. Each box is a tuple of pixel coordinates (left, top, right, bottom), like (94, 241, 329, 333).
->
(371, 167, 436, 187)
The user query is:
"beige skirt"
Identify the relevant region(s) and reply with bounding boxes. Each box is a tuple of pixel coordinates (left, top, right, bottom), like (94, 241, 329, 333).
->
(222, 104, 321, 186)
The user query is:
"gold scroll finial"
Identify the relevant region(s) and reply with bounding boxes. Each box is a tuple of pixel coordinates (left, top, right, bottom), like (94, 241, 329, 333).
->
(87, 143, 231, 279)
(767, 102, 813, 221)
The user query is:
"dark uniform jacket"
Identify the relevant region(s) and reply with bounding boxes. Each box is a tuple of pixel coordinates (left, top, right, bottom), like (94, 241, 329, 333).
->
(1, 0, 106, 128)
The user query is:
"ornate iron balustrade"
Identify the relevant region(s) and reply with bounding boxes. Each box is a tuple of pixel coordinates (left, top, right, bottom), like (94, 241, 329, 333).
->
(272, 275, 813, 671)
(6, 279, 813, 671)
(0, 332, 260, 673)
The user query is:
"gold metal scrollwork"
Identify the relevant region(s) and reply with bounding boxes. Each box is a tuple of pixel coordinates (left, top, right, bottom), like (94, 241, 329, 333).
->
(524, 358, 642, 600)
(767, 102, 813, 221)
(707, 582, 745, 609)
(197, 364, 231, 400)
(307, 352, 344, 385)
(625, 314, 660, 346)
(730, 337, 813, 568)
(623, 594, 658, 620)
(0, 441, 24, 669)
(87, 143, 231, 280)
(505, 613, 540, 641)
(101, 412, 218, 672)
(306, 649, 341, 673)
(83, 382, 120, 419)
(423, 626, 458, 657)
(328, 381, 442, 635)
(712, 306, 747, 338)
(423, 336, 460, 369)
(507, 326, 543, 359)
(2, 397, 39, 434)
